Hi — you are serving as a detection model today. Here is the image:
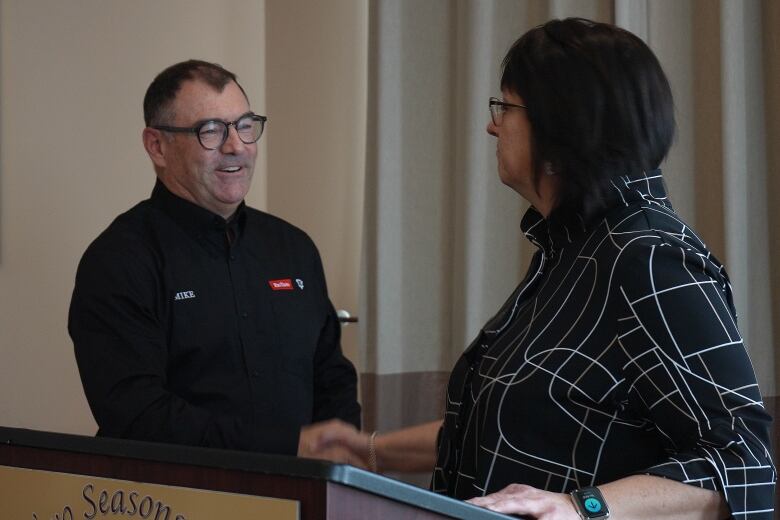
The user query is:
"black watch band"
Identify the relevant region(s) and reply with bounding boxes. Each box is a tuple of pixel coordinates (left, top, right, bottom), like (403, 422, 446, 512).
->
(570, 486, 610, 519)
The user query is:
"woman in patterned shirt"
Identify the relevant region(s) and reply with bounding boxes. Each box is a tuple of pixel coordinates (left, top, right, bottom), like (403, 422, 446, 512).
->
(315, 17, 775, 519)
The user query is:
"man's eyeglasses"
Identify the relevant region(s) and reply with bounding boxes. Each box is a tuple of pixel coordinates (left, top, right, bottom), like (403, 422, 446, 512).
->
(152, 112, 268, 150)
(489, 97, 527, 126)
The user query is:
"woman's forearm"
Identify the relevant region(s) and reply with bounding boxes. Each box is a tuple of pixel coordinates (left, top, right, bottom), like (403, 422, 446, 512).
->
(600, 475, 729, 520)
(468, 474, 730, 519)
(374, 420, 442, 473)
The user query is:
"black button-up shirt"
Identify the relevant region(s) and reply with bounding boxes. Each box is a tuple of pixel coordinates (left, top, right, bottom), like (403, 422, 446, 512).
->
(69, 181, 360, 454)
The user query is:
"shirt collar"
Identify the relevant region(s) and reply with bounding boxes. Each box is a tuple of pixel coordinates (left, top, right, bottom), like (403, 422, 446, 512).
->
(521, 169, 671, 256)
(149, 180, 246, 246)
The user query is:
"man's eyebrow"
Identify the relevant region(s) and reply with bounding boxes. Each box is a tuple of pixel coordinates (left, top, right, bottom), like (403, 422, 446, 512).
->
(191, 111, 255, 126)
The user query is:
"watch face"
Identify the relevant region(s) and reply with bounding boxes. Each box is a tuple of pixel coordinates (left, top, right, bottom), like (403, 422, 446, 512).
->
(572, 487, 609, 519)
(583, 497, 605, 515)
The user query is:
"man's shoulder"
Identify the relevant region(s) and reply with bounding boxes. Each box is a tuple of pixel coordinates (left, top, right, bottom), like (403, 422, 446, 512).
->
(73, 199, 167, 289)
(82, 199, 161, 257)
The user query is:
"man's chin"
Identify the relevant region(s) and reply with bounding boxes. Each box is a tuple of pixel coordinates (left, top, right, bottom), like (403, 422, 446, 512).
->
(216, 194, 247, 207)
(213, 180, 250, 199)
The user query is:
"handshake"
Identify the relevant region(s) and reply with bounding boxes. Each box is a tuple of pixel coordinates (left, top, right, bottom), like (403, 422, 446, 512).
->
(297, 419, 376, 470)
(296, 419, 440, 474)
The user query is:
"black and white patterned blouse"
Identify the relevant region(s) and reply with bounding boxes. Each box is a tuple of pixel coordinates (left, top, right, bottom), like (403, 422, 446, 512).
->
(432, 170, 775, 518)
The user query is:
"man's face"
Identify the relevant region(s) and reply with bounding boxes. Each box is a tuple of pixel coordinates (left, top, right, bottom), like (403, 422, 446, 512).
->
(156, 80, 257, 219)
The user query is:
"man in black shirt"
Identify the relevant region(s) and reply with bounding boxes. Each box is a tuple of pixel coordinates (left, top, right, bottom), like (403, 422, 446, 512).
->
(69, 60, 361, 458)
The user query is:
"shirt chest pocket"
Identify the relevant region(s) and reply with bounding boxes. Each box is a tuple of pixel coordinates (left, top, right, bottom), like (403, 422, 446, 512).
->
(267, 289, 322, 362)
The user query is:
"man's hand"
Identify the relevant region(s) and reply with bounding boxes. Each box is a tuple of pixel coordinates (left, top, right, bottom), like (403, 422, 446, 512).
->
(297, 419, 368, 468)
(467, 484, 578, 519)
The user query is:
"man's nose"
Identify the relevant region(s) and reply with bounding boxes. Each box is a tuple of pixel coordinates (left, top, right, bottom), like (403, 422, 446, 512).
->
(220, 125, 245, 153)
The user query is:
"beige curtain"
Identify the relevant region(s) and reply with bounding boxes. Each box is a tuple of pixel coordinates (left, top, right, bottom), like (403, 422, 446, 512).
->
(359, 0, 780, 454)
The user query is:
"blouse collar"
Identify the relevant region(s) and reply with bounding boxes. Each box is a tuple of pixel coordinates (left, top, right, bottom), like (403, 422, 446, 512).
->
(521, 169, 671, 256)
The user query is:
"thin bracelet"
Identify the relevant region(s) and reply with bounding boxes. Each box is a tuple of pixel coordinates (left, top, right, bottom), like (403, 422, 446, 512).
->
(368, 431, 378, 472)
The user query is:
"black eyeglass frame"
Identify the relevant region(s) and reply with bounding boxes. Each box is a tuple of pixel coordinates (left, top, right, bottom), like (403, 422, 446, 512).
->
(152, 112, 268, 150)
(489, 97, 527, 125)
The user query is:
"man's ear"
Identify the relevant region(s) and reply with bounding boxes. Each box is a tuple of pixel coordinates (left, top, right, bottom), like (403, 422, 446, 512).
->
(142, 127, 168, 169)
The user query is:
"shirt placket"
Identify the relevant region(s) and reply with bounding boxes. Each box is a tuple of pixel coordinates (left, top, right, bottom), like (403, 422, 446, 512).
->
(220, 226, 264, 407)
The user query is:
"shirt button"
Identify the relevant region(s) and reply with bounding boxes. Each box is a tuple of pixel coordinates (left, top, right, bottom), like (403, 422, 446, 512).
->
(251, 370, 260, 378)
(230, 254, 236, 261)
(241, 312, 248, 319)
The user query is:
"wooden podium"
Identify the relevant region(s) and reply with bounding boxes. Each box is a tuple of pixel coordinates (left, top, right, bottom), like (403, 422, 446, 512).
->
(0, 426, 514, 519)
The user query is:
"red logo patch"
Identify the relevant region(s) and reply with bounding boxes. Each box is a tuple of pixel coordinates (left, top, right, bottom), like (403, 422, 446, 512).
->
(269, 278, 294, 291)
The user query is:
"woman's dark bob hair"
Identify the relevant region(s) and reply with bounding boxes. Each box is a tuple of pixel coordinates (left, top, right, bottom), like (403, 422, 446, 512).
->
(501, 18, 675, 221)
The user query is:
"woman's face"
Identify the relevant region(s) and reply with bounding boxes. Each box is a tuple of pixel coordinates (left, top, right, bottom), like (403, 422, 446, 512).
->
(487, 90, 535, 199)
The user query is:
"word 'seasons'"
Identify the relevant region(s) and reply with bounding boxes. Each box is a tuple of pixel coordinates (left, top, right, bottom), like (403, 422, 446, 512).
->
(30, 484, 186, 520)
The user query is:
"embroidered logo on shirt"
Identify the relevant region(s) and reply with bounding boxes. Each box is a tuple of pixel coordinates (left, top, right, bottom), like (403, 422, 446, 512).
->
(295, 278, 304, 290)
(174, 290, 196, 301)
(269, 279, 294, 291)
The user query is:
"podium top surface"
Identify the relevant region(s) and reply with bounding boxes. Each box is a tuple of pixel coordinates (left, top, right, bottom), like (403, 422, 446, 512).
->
(0, 426, 516, 520)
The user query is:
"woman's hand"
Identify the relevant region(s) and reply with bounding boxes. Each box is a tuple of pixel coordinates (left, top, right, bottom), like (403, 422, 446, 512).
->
(314, 421, 373, 460)
(467, 484, 579, 519)
(311, 420, 442, 474)
(297, 419, 369, 468)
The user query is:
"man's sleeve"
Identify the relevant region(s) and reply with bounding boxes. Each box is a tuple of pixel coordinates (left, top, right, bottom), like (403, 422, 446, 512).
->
(616, 242, 776, 519)
(307, 243, 361, 428)
(69, 244, 294, 453)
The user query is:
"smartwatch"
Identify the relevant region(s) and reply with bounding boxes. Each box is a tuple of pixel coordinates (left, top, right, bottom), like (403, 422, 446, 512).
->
(570, 486, 610, 519)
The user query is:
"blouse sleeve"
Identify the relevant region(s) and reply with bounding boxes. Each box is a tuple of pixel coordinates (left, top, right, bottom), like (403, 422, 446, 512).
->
(615, 241, 775, 519)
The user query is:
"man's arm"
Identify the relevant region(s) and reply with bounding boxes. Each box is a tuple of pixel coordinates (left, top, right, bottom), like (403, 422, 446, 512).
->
(308, 243, 361, 428)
